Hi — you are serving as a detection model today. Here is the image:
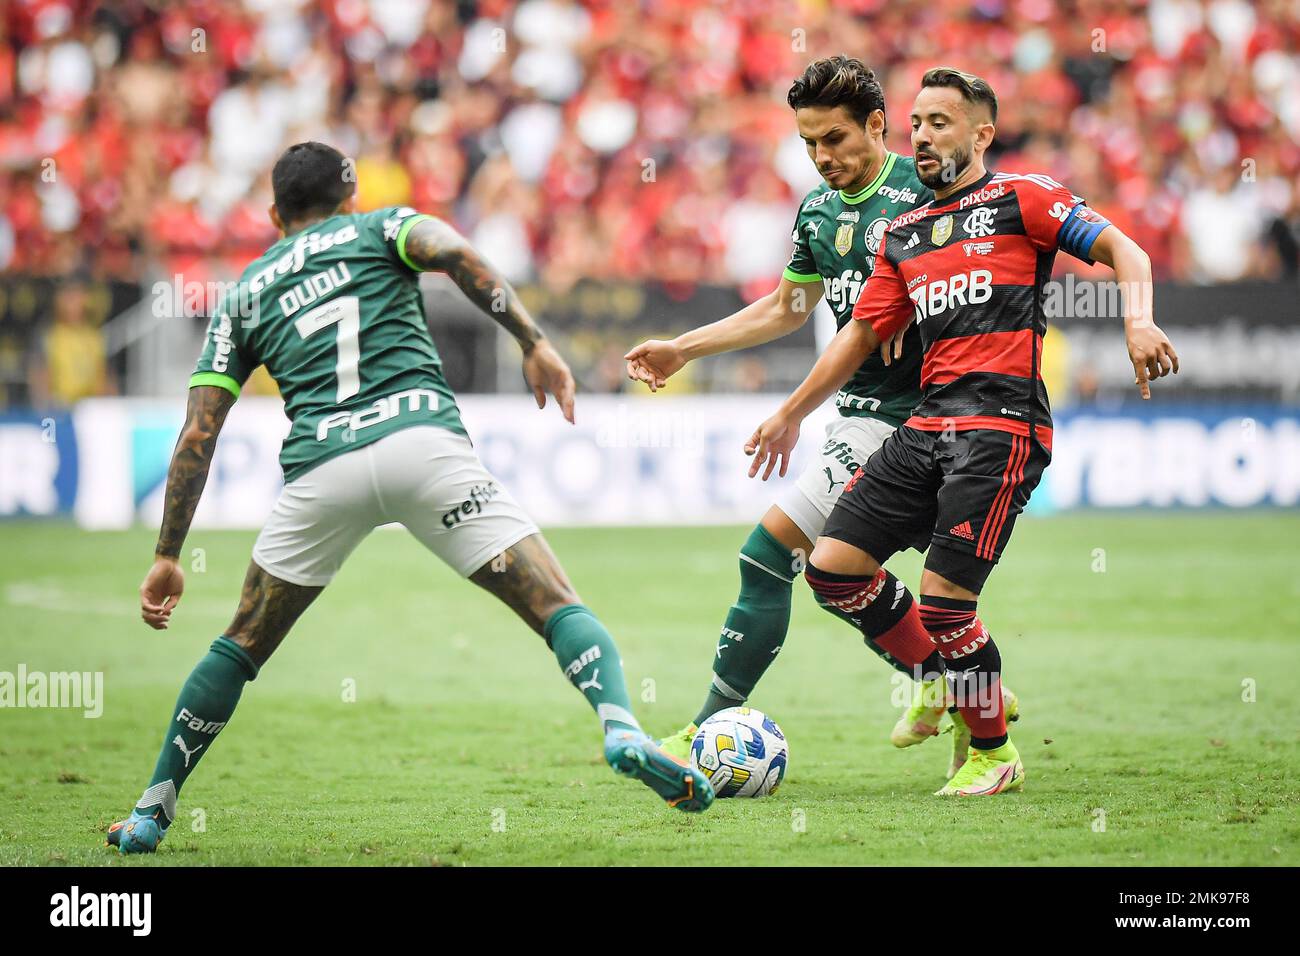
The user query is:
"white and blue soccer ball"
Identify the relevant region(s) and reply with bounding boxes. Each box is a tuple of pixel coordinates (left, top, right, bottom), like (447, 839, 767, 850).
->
(690, 707, 788, 798)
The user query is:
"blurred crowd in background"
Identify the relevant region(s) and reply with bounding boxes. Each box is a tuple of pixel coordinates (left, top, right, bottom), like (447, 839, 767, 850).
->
(2, 0, 1299, 406)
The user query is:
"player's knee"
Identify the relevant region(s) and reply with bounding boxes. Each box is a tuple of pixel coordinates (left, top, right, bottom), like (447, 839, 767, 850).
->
(920, 564, 981, 601)
(738, 525, 797, 598)
(759, 506, 812, 556)
(803, 558, 866, 605)
(808, 537, 878, 576)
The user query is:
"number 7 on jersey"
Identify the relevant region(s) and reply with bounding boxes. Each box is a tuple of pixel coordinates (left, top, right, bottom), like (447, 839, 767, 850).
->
(294, 296, 361, 402)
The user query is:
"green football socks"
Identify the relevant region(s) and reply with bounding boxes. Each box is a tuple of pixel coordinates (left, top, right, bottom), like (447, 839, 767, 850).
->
(545, 604, 641, 734)
(135, 637, 259, 826)
(694, 525, 796, 726)
(694, 523, 917, 728)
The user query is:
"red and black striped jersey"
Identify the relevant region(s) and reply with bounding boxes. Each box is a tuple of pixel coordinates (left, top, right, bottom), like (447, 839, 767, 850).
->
(851, 170, 1111, 450)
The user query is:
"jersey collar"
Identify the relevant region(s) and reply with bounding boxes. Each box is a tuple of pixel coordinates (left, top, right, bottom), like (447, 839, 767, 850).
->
(930, 170, 996, 211)
(838, 151, 897, 205)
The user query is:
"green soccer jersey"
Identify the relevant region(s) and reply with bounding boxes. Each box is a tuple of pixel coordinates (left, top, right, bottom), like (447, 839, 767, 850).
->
(783, 152, 932, 426)
(192, 206, 467, 482)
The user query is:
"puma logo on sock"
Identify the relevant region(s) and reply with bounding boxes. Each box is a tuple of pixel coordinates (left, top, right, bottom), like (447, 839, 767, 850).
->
(172, 735, 203, 768)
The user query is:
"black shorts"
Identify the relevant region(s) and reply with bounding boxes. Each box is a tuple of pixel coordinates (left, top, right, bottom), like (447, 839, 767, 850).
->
(821, 424, 1050, 594)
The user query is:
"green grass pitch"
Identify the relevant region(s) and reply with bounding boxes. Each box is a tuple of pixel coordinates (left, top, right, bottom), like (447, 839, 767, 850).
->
(1, 515, 1297, 866)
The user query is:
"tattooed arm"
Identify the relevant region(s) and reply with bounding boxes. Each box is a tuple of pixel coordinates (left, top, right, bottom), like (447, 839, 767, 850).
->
(402, 217, 576, 422)
(140, 385, 236, 629)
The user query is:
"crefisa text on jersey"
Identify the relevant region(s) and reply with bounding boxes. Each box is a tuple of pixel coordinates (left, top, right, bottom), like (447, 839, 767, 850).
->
(247, 222, 359, 296)
(824, 268, 867, 313)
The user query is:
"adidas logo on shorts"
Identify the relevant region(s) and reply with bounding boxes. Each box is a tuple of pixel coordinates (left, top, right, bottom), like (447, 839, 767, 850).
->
(949, 521, 975, 541)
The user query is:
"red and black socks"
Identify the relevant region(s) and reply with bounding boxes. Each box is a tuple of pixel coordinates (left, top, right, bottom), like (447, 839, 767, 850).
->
(919, 596, 1006, 749)
(805, 564, 945, 680)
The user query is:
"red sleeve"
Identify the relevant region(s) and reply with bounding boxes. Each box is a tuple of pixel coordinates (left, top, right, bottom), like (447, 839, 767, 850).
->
(1011, 173, 1087, 252)
(852, 243, 913, 340)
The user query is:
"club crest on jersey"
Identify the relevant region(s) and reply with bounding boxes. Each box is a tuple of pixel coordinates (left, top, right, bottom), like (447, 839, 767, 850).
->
(834, 223, 854, 256)
(963, 206, 997, 238)
(931, 214, 954, 246)
(865, 217, 890, 256)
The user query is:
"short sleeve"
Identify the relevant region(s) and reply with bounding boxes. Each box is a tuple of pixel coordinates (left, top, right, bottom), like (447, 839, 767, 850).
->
(782, 205, 822, 284)
(190, 300, 254, 397)
(374, 206, 436, 271)
(851, 243, 913, 340)
(1014, 174, 1110, 264)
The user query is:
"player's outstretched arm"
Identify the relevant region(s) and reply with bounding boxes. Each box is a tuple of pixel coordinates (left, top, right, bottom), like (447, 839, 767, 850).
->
(402, 217, 575, 423)
(744, 318, 880, 480)
(1087, 225, 1179, 399)
(141, 384, 236, 630)
(625, 277, 824, 391)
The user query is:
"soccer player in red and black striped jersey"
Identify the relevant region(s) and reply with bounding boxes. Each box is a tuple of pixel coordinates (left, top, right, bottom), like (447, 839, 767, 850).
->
(745, 68, 1179, 796)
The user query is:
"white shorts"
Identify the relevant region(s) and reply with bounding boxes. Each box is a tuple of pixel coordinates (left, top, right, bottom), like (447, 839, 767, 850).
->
(776, 415, 897, 544)
(252, 426, 539, 587)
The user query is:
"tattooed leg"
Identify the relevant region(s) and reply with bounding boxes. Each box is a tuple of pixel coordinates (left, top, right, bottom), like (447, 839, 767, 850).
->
(224, 561, 324, 667)
(470, 533, 642, 734)
(468, 533, 579, 636)
(115, 563, 323, 841)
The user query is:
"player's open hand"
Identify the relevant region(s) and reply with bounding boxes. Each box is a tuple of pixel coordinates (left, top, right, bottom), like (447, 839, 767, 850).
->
(1126, 322, 1179, 399)
(140, 557, 184, 630)
(523, 339, 576, 423)
(624, 339, 685, 392)
(745, 413, 800, 481)
(880, 326, 907, 367)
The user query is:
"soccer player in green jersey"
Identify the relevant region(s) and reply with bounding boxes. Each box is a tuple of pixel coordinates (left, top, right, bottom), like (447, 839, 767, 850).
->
(106, 143, 712, 853)
(625, 57, 1016, 775)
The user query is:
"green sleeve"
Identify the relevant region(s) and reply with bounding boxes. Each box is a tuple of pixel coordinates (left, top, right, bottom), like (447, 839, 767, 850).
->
(784, 205, 821, 283)
(191, 301, 254, 395)
(189, 371, 242, 397)
(370, 206, 435, 271)
(395, 214, 435, 271)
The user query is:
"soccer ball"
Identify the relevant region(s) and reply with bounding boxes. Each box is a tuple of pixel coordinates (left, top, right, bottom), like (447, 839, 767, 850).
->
(690, 707, 788, 798)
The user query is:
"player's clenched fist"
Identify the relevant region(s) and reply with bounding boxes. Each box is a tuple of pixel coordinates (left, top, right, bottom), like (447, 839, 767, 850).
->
(624, 339, 686, 392)
(745, 413, 801, 481)
(140, 557, 184, 630)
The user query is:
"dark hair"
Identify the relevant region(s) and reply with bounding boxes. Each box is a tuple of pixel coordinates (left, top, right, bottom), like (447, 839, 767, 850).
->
(271, 142, 356, 224)
(787, 56, 887, 132)
(920, 67, 998, 123)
